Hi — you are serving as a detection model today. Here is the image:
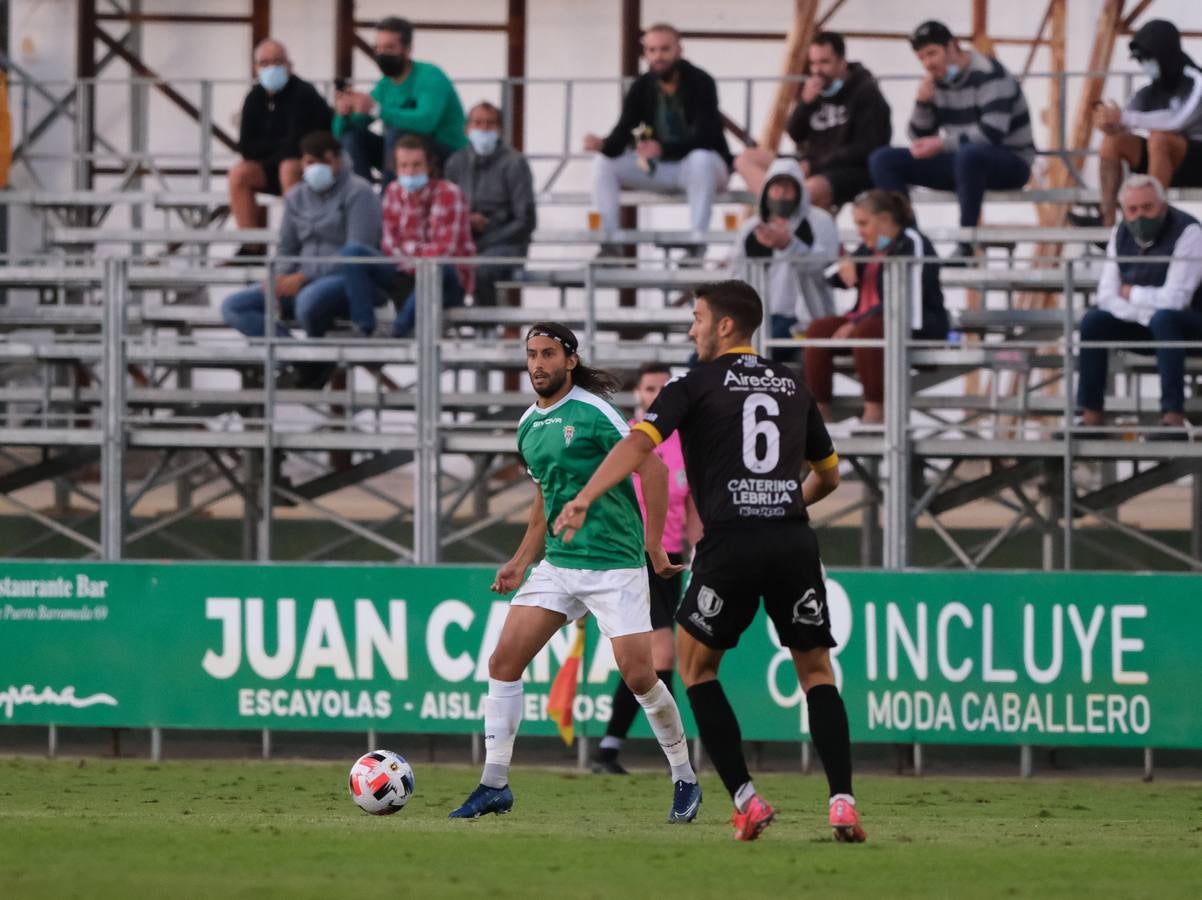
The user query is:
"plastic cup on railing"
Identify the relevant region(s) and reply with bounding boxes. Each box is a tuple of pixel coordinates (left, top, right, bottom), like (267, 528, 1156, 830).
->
(587, 210, 602, 231)
(724, 212, 739, 231)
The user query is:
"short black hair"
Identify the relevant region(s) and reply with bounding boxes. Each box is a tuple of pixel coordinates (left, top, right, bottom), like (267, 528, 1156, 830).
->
(378, 16, 413, 45)
(693, 280, 763, 339)
(299, 131, 340, 159)
(637, 361, 672, 380)
(911, 20, 954, 50)
(468, 100, 502, 121)
(812, 31, 846, 58)
(393, 133, 440, 175)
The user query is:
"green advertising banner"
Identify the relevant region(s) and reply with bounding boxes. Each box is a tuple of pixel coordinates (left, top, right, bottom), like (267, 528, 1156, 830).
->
(0, 562, 1193, 748)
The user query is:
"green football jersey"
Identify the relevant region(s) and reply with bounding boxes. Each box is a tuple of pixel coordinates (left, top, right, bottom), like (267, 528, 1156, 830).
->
(517, 385, 645, 570)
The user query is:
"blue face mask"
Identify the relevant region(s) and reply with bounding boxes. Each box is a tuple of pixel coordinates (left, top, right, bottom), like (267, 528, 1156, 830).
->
(820, 78, 844, 98)
(942, 63, 961, 84)
(875, 234, 893, 251)
(258, 65, 289, 94)
(468, 129, 499, 156)
(303, 163, 335, 193)
(398, 173, 429, 193)
(1140, 59, 1161, 81)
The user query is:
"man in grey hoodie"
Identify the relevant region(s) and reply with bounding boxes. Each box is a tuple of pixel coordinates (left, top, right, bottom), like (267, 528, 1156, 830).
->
(729, 157, 838, 361)
(221, 130, 382, 349)
(444, 101, 537, 307)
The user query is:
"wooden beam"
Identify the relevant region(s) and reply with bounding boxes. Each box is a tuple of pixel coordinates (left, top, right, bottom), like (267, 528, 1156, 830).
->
(1120, 0, 1156, 30)
(334, 0, 355, 81)
(1018, 0, 1054, 81)
(757, 0, 820, 153)
(507, 0, 526, 151)
(250, 0, 271, 55)
(620, 0, 642, 78)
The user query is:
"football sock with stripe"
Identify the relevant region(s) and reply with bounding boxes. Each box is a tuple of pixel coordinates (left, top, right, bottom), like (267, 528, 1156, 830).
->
(635, 679, 696, 783)
(686, 679, 751, 801)
(605, 668, 675, 748)
(806, 683, 854, 798)
(480, 677, 523, 789)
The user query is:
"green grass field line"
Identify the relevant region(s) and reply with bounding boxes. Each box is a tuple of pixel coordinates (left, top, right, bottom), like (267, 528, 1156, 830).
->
(1, 758, 1200, 899)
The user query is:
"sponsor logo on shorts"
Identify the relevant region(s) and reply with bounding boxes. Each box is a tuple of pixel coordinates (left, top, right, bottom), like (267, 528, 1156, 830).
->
(696, 586, 723, 618)
(791, 588, 824, 626)
(563, 425, 575, 447)
(688, 612, 713, 635)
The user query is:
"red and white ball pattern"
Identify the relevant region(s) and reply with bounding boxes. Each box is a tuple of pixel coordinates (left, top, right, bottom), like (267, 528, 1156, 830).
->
(348, 749, 415, 815)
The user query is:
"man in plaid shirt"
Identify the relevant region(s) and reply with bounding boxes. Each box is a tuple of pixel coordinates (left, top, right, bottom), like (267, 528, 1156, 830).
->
(341, 134, 475, 337)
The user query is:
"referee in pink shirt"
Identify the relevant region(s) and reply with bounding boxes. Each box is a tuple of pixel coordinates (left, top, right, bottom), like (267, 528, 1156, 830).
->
(594, 362, 702, 775)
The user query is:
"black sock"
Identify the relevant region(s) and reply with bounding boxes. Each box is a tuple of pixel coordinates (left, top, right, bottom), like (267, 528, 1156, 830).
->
(807, 683, 853, 797)
(686, 680, 751, 800)
(605, 679, 641, 741)
(656, 669, 675, 696)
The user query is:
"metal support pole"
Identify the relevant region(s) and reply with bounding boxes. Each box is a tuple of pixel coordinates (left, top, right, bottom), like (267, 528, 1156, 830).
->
(48, 724, 58, 758)
(470, 732, 481, 766)
(413, 261, 443, 564)
(100, 259, 128, 560)
(692, 737, 704, 772)
(1142, 747, 1153, 782)
(883, 259, 911, 569)
(800, 740, 811, 774)
(258, 260, 277, 561)
(576, 735, 589, 771)
(1191, 474, 1202, 561)
(367, 728, 377, 750)
(261, 728, 271, 760)
(1061, 260, 1075, 569)
(1020, 744, 1033, 778)
(198, 80, 213, 192)
(150, 727, 163, 761)
(913, 742, 923, 777)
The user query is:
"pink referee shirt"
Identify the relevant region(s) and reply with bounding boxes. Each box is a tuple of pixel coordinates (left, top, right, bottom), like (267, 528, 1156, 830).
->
(632, 420, 689, 554)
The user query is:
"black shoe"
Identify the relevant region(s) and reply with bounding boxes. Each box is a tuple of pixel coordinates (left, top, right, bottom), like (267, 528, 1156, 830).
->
(942, 242, 976, 268)
(223, 243, 268, 267)
(1066, 207, 1103, 228)
(591, 751, 629, 775)
(1052, 419, 1122, 441)
(596, 242, 624, 259)
(1145, 421, 1194, 442)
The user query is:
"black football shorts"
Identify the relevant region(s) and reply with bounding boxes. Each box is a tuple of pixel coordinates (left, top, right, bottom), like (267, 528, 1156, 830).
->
(677, 521, 835, 651)
(646, 552, 685, 630)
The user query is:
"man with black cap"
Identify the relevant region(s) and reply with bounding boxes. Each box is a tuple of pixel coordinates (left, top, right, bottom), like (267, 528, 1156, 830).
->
(869, 20, 1035, 259)
(449, 322, 702, 824)
(1083, 19, 1202, 229)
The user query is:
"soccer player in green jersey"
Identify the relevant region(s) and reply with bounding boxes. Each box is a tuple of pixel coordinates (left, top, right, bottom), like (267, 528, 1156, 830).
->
(450, 322, 701, 822)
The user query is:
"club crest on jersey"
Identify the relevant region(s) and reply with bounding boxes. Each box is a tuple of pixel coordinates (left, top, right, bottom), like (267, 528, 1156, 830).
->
(563, 425, 575, 447)
(792, 588, 824, 626)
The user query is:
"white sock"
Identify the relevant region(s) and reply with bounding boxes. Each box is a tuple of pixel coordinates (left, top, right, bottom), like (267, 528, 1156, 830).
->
(481, 677, 523, 788)
(634, 680, 696, 784)
(734, 780, 757, 813)
(599, 735, 623, 752)
(829, 792, 855, 807)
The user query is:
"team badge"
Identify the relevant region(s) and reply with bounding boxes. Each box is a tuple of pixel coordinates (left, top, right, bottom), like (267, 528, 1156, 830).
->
(791, 588, 824, 626)
(563, 425, 575, 447)
(697, 586, 723, 618)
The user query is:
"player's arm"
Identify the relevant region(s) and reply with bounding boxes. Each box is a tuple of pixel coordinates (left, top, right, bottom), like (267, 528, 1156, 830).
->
(803, 459, 840, 506)
(492, 485, 547, 593)
(633, 451, 686, 577)
(552, 430, 654, 538)
(684, 494, 703, 547)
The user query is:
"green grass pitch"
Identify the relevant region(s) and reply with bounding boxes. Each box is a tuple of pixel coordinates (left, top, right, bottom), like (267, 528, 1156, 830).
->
(1, 757, 1200, 899)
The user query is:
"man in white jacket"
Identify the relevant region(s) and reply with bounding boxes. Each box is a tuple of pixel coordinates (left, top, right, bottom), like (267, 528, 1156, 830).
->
(729, 157, 838, 361)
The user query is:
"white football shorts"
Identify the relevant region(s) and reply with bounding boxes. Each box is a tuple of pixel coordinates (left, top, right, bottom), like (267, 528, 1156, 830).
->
(511, 560, 652, 638)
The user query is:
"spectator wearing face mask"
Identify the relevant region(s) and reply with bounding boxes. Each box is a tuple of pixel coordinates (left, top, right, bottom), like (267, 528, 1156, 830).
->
(333, 16, 467, 184)
(1076, 19, 1202, 230)
(728, 157, 838, 361)
(443, 101, 537, 307)
(869, 20, 1035, 261)
(230, 39, 333, 258)
(339, 136, 475, 338)
(221, 131, 381, 386)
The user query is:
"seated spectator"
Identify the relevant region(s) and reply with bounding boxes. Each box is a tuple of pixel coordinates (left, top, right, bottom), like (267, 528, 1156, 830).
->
(735, 31, 891, 211)
(229, 39, 333, 258)
(221, 131, 382, 387)
(340, 136, 474, 338)
(1075, 175, 1202, 439)
(443, 101, 536, 307)
(333, 16, 467, 184)
(869, 20, 1035, 260)
(729, 158, 837, 360)
(583, 22, 731, 253)
(806, 190, 948, 425)
(1082, 20, 1202, 229)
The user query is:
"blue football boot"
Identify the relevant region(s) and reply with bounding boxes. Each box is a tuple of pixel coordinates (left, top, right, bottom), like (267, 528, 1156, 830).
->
(448, 783, 514, 819)
(667, 779, 702, 823)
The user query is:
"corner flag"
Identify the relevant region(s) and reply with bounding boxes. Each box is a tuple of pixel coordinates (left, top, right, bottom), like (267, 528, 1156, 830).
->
(547, 620, 586, 745)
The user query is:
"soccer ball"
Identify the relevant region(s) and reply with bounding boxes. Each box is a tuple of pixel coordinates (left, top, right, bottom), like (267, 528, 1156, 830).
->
(348, 749, 415, 815)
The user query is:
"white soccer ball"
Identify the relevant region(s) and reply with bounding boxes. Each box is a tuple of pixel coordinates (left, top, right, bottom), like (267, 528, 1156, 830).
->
(348, 749, 415, 815)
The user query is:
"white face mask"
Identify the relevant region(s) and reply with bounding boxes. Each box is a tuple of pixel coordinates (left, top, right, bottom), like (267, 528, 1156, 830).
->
(1141, 59, 1161, 81)
(258, 65, 289, 94)
(303, 162, 335, 193)
(467, 129, 500, 156)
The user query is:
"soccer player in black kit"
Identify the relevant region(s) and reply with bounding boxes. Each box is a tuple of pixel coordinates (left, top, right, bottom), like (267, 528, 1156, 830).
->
(554, 279, 864, 843)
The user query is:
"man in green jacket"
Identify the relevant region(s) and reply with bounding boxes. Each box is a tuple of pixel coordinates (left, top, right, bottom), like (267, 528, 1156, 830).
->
(334, 16, 466, 184)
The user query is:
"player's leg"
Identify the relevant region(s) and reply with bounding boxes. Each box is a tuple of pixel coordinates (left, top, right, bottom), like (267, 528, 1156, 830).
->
(596, 561, 679, 774)
(451, 570, 576, 819)
(791, 646, 864, 842)
(587, 566, 699, 821)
